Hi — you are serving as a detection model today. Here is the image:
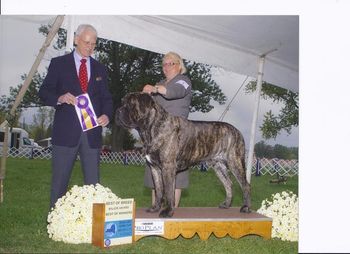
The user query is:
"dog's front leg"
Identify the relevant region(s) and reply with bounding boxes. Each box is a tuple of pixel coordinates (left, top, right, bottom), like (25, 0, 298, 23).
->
(159, 165, 176, 218)
(147, 165, 163, 213)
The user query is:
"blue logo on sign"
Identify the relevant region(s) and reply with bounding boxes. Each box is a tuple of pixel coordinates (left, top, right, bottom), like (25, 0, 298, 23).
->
(104, 220, 132, 239)
(105, 223, 117, 238)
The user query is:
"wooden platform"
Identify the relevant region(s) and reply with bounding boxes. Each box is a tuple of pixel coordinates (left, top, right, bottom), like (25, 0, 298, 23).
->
(134, 207, 272, 241)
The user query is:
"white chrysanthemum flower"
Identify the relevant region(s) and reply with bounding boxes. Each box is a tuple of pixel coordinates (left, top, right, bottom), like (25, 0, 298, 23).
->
(257, 191, 298, 242)
(47, 183, 121, 244)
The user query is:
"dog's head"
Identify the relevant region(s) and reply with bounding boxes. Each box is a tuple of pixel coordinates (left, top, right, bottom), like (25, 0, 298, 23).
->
(115, 92, 164, 129)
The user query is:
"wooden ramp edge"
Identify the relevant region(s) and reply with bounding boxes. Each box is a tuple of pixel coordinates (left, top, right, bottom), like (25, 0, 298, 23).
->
(134, 207, 272, 241)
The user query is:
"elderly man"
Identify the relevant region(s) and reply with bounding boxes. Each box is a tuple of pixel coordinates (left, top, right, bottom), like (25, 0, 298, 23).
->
(39, 24, 113, 208)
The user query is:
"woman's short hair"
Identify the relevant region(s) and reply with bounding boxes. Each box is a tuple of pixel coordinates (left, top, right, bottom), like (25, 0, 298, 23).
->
(163, 52, 187, 74)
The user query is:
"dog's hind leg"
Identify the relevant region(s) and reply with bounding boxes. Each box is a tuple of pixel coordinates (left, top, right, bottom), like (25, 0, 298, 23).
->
(228, 155, 251, 213)
(210, 161, 233, 209)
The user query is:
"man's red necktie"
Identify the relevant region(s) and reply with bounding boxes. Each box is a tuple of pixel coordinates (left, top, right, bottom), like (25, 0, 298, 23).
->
(79, 58, 88, 93)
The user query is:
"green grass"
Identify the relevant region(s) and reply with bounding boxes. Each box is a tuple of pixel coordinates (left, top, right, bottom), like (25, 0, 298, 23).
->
(0, 158, 298, 253)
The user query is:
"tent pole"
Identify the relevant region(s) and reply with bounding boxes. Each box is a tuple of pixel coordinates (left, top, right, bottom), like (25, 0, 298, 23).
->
(65, 15, 75, 53)
(246, 56, 265, 183)
(0, 15, 65, 204)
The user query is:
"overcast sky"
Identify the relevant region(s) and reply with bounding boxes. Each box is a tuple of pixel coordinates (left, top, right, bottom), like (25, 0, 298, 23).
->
(0, 15, 298, 147)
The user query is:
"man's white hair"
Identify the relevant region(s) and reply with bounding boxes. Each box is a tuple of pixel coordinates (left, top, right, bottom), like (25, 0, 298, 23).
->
(75, 24, 97, 37)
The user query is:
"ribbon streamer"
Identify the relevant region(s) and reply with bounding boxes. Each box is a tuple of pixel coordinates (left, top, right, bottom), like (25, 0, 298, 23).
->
(75, 94, 98, 131)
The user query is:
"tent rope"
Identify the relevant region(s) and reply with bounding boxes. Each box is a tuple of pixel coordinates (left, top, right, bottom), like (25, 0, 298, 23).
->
(218, 76, 249, 122)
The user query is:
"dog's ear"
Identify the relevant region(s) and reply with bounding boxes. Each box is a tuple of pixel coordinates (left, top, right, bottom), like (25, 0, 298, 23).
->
(138, 93, 156, 108)
(127, 92, 166, 119)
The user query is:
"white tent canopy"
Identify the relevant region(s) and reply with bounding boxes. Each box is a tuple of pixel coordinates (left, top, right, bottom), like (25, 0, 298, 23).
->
(62, 15, 298, 92)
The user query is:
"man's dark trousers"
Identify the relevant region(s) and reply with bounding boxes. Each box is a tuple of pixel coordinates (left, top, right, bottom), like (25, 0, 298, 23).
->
(50, 131, 100, 208)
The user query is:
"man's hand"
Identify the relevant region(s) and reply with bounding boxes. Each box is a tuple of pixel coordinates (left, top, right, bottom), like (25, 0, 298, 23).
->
(58, 92, 77, 105)
(97, 114, 110, 127)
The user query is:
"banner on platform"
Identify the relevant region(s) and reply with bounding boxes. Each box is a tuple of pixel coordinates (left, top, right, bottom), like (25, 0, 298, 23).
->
(75, 93, 99, 132)
(135, 219, 164, 235)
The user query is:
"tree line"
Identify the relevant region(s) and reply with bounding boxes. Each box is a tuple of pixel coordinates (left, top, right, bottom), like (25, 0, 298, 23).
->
(254, 141, 298, 160)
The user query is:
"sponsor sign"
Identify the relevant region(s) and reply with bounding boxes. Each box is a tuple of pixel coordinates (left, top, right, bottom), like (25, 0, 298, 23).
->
(92, 199, 135, 248)
(135, 220, 164, 235)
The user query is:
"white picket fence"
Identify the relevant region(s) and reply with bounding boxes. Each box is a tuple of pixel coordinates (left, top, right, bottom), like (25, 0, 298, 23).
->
(0, 147, 298, 176)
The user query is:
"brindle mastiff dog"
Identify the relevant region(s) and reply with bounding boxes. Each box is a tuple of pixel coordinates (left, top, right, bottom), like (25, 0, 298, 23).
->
(115, 92, 251, 218)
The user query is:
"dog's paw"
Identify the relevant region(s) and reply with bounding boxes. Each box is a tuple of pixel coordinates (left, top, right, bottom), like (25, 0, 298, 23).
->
(218, 202, 230, 209)
(159, 208, 174, 218)
(146, 206, 161, 213)
(239, 205, 251, 213)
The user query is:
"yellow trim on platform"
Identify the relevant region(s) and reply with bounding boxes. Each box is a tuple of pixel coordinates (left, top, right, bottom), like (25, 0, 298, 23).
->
(135, 220, 272, 241)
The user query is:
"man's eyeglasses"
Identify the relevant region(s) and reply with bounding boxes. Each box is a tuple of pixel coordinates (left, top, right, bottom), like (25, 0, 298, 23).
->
(162, 62, 179, 67)
(81, 40, 96, 48)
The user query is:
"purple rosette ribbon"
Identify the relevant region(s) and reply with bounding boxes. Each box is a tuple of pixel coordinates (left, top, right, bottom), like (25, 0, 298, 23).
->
(77, 94, 97, 130)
